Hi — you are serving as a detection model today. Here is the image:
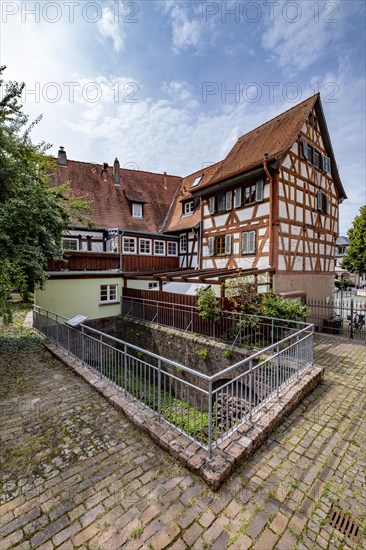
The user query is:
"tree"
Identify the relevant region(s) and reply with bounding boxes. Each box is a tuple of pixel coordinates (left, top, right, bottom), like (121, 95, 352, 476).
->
(224, 276, 261, 314)
(340, 206, 366, 275)
(196, 287, 222, 321)
(0, 67, 87, 323)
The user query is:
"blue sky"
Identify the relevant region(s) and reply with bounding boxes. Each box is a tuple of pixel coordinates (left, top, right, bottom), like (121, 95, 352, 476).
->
(1, 0, 365, 233)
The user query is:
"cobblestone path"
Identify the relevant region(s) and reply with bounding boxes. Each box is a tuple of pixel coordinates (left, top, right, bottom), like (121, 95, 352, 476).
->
(0, 335, 365, 549)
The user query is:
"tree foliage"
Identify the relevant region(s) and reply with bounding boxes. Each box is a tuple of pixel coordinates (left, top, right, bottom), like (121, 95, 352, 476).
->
(224, 277, 261, 314)
(224, 277, 306, 321)
(0, 67, 88, 323)
(196, 287, 222, 321)
(340, 206, 366, 275)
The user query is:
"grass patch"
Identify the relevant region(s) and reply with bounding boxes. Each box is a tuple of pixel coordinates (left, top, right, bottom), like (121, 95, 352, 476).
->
(129, 523, 144, 539)
(105, 364, 211, 441)
(0, 301, 41, 355)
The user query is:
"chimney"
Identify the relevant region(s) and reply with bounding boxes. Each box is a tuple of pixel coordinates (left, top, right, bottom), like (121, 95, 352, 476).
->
(58, 146, 67, 166)
(163, 171, 167, 190)
(113, 157, 120, 186)
(101, 162, 108, 182)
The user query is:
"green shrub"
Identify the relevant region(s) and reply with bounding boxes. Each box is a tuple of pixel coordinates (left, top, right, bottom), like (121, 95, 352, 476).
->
(223, 349, 233, 359)
(261, 291, 307, 321)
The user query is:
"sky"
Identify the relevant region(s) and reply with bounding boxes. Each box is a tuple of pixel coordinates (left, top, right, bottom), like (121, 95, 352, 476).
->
(1, 0, 365, 234)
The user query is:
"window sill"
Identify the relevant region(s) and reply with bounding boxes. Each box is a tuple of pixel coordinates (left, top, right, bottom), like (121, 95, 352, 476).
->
(99, 301, 119, 306)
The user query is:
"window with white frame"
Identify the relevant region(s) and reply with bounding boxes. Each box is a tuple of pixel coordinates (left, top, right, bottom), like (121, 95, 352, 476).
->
(62, 238, 79, 251)
(183, 200, 194, 215)
(154, 240, 165, 256)
(139, 239, 151, 255)
(167, 241, 178, 256)
(100, 284, 118, 303)
(180, 233, 187, 253)
(132, 203, 143, 218)
(242, 231, 256, 255)
(122, 237, 136, 254)
(148, 282, 159, 289)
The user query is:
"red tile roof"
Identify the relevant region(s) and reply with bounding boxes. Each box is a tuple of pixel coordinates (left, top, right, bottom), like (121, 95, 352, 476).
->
(50, 159, 181, 233)
(195, 94, 319, 191)
(163, 161, 223, 233)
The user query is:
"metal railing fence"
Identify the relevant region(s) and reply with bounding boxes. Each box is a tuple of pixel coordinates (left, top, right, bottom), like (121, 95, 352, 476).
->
(121, 296, 310, 349)
(306, 297, 366, 340)
(34, 306, 313, 459)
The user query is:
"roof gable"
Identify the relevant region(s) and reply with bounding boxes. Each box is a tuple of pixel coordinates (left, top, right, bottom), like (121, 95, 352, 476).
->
(163, 161, 223, 232)
(50, 159, 181, 232)
(191, 94, 345, 199)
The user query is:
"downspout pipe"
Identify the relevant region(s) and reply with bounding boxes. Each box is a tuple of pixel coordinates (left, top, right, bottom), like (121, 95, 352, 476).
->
(263, 153, 274, 268)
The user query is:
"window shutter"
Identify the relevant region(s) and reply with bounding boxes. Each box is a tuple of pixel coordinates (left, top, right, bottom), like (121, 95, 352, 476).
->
(225, 234, 232, 255)
(322, 155, 331, 173)
(234, 187, 242, 208)
(208, 237, 215, 256)
(242, 232, 248, 254)
(225, 191, 232, 211)
(324, 195, 329, 214)
(255, 179, 264, 202)
(209, 197, 215, 214)
(317, 190, 323, 211)
(249, 231, 256, 254)
(302, 139, 309, 160)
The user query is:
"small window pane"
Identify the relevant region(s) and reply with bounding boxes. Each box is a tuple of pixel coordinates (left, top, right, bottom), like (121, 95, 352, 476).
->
(180, 234, 187, 253)
(154, 241, 165, 255)
(167, 242, 177, 256)
(132, 203, 143, 218)
(123, 237, 136, 253)
(63, 238, 78, 251)
(139, 239, 151, 254)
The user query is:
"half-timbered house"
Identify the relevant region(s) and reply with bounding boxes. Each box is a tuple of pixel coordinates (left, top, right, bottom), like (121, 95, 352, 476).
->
(190, 93, 346, 299)
(36, 93, 346, 319)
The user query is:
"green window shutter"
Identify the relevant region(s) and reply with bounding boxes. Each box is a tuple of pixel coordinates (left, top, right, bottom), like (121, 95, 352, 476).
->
(208, 236, 215, 256)
(324, 195, 329, 214)
(234, 187, 242, 208)
(225, 191, 232, 211)
(322, 155, 331, 173)
(225, 234, 232, 254)
(242, 232, 248, 254)
(209, 197, 215, 214)
(249, 231, 256, 254)
(255, 179, 264, 202)
(317, 190, 323, 211)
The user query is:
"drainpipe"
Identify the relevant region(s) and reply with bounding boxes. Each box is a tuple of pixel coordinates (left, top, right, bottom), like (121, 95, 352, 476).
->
(263, 153, 274, 269)
(199, 197, 203, 269)
(119, 230, 124, 273)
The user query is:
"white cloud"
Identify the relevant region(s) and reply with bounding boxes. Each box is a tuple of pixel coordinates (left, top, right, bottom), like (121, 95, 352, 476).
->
(161, 80, 198, 107)
(261, 0, 342, 76)
(97, 7, 125, 52)
(158, 1, 204, 52)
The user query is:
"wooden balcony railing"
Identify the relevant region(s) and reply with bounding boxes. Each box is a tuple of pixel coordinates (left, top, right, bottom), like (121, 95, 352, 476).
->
(47, 251, 180, 272)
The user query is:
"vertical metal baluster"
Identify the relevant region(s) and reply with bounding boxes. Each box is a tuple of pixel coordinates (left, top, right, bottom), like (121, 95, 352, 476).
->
(157, 359, 161, 421)
(208, 379, 213, 460)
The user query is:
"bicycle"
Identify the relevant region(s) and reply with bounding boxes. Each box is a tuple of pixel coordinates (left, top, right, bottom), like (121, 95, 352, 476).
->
(347, 313, 365, 332)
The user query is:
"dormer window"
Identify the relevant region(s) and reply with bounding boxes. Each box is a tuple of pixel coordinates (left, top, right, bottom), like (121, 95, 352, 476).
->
(183, 200, 194, 216)
(132, 203, 143, 218)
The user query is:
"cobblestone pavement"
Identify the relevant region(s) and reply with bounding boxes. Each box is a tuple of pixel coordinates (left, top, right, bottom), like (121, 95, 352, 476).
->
(0, 335, 365, 549)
